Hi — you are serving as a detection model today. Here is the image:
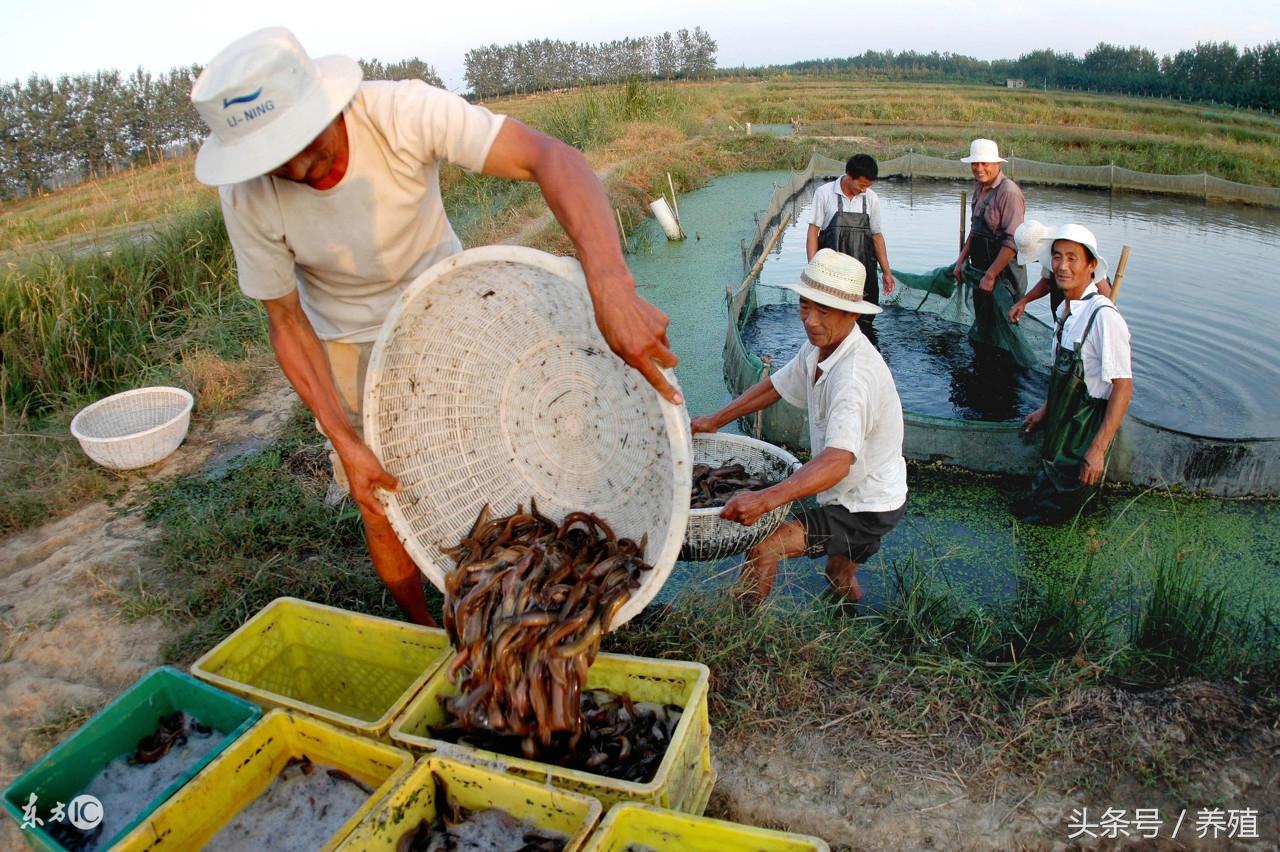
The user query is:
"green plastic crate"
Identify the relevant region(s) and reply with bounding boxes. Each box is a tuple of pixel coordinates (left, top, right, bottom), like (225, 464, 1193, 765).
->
(190, 597, 452, 738)
(2, 666, 261, 851)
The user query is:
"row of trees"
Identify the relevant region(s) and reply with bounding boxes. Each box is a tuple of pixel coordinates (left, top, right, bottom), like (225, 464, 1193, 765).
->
(464, 28, 717, 99)
(0, 58, 443, 200)
(763, 41, 1280, 111)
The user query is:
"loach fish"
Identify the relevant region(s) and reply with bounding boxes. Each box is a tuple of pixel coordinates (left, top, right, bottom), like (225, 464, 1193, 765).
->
(433, 502, 682, 782)
(690, 462, 774, 509)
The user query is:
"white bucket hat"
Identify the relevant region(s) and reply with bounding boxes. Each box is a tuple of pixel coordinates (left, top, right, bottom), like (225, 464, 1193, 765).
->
(1013, 219, 1051, 266)
(960, 138, 1007, 164)
(191, 27, 362, 186)
(1038, 223, 1110, 284)
(778, 248, 881, 315)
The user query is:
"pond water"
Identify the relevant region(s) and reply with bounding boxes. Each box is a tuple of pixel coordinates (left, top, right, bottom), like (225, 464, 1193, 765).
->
(753, 178, 1280, 439)
(623, 170, 1279, 612)
(742, 302, 1050, 420)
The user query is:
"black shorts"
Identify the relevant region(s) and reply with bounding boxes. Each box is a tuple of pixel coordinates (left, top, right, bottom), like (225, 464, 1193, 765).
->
(794, 502, 905, 563)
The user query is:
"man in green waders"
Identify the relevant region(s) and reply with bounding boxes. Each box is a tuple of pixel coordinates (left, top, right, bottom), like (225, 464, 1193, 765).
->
(807, 154, 896, 345)
(952, 139, 1028, 358)
(1017, 224, 1133, 524)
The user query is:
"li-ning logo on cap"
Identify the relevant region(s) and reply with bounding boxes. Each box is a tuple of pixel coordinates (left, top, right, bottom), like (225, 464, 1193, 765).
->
(222, 88, 263, 109)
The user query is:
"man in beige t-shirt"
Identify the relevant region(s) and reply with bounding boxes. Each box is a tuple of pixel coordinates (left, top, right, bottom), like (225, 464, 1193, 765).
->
(191, 28, 680, 626)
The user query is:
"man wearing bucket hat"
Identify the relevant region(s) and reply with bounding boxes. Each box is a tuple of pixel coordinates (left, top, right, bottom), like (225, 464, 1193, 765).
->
(690, 249, 907, 606)
(1017, 224, 1133, 523)
(191, 27, 679, 626)
(952, 139, 1027, 352)
(1008, 219, 1112, 324)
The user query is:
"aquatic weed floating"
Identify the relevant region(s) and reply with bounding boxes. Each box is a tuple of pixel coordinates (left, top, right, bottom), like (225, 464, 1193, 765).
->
(365, 246, 691, 629)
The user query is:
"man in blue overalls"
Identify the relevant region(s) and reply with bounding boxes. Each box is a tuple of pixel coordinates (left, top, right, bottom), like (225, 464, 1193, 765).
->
(807, 154, 896, 346)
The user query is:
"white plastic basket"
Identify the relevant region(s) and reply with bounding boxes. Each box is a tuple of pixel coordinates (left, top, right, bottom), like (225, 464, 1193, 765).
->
(681, 432, 801, 562)
(364, 246, 691, 629)
(69, 386, 194, 470)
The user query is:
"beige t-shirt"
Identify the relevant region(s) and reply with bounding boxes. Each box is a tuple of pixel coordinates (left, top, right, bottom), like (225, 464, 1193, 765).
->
(220, 80, 505, 342)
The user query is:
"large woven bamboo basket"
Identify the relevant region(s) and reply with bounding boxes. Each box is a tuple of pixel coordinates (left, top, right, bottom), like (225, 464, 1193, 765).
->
(364, 246, 690, 629)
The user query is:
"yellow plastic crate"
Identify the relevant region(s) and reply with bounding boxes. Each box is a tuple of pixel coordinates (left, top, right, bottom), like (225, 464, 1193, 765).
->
(337, 754, 602, 850)
(390, 652, 715, 815)
(190, 596, 451, 737)
(114, 710, 413, 851)
(583, 803, 831, 852)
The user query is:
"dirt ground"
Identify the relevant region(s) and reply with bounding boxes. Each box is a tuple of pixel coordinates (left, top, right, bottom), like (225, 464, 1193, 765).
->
(3, 366, 1277, 851)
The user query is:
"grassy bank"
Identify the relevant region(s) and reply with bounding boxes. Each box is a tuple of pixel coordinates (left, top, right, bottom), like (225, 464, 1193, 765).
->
(135, 410, 1278, 799)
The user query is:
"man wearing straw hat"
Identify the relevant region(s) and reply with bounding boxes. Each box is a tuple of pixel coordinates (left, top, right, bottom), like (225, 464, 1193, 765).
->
(690, 249, 907, 607)
(1017, 224, 1132, 523)
(952, 138, 1027, 354)
(190, 28, 680, 626)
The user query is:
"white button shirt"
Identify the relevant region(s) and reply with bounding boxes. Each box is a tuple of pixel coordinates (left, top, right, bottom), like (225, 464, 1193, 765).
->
(809, 179, 883, 235)
(1052, 283, 1133, 400)
(770, 325, 908, 512)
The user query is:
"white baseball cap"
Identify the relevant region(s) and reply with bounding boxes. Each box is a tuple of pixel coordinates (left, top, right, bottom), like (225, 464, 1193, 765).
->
(191, 27, 362, 186)
(777, 248, 882, 315)
(960, 138, 1007, 164)
(1038, 224, 1110, 283)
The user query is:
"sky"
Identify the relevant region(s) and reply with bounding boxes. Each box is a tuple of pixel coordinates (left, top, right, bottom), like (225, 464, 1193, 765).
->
(1, 0, 1275, 93)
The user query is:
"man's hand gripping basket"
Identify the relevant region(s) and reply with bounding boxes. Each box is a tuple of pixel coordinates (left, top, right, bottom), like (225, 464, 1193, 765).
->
(681, 433, 801, 562)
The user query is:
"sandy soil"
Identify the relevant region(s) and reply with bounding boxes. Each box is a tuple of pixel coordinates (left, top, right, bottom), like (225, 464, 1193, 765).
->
(4, 363, 1277, 850)
(0, 368, 296, 849)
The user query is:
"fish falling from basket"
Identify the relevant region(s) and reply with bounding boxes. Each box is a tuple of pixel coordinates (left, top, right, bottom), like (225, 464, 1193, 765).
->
(681, 433, 802, 563)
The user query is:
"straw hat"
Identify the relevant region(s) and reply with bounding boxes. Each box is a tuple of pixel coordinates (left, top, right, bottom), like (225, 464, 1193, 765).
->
(1038, 224, 1110, 283)
(1014, 219, 1051, 266)
(960, 138, 1007, 164)
(778, 248, 881, 315)
(191, 27, 362, 186)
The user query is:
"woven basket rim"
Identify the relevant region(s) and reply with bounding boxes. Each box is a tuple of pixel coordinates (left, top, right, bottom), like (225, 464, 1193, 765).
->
(69, 386, 194, 445)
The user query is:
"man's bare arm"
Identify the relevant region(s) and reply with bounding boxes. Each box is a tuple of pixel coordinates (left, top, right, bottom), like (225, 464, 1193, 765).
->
(262, 293, 397, 517)
(481, 118, 680, 404)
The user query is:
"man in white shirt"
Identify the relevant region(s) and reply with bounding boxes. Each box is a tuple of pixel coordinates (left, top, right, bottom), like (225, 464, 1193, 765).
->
(690, 250, 908, 607)
(806, 154, 896, 344)
(191, 28, 680, 625)
(1018, 224, 1133, 523)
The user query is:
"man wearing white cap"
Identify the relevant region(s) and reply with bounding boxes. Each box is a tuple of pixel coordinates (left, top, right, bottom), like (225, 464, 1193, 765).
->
(690, 249, 907, 606)
(952, 139, 1027, 351)
(191, 28, 679, 626)
(1008, 219, 1112, 324)
(1017, 224, 1132, 523)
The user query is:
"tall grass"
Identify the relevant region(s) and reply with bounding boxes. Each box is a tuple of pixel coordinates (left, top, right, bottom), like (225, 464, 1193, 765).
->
(0, 203, 259, 419)
(1129, 550, 1230, 679)
(531, 79, 687, 150)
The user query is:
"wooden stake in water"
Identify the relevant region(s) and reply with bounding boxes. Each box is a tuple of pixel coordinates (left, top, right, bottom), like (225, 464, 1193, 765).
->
(667, 172, 683, 237)
(959, 190, 968, 254)
(616, 208, 628, 253)
(1110, 245, 1132, 304)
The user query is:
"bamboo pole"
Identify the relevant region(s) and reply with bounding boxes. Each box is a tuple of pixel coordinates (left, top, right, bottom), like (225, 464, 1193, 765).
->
(615, 208, 628, 253)
(959, 190, 968, 253)
(667, 172, 683, 236)
(1109, 245, 1132, 303)
(744, 210, 792, 286)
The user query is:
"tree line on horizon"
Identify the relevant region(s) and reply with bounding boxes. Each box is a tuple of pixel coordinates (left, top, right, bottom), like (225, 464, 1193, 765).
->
(761, 41, 1280, 110)
(463, 28, 719, 99)
(2, 36, 1277, 202)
